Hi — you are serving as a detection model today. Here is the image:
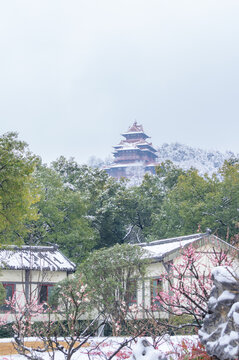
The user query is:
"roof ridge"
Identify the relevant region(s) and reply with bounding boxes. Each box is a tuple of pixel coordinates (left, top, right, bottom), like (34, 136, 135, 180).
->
(0, 244, 59, 252)
(0, 244, 76, 272)
(139, 233, 206, 247)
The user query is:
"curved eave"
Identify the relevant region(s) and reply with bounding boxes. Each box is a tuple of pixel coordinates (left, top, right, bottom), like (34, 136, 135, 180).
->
(0, 265, 76, 273)
(115, 148, 141, 152)
(137, 144, 157, 153)
(121, 132, 149, 139)
(139, 149, 158, 157)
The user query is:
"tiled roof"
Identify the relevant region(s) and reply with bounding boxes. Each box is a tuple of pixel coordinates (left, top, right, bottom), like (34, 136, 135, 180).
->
(121, 122, 149, 138)
(113, 139, 157, 153)
(138, 233, 237, 261)
(127, 122, 144, 133)
(105, 162, 145, 169)
(0, 245, 76, 273)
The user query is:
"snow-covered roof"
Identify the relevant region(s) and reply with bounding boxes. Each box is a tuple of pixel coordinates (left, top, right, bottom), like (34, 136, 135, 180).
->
(105, 162, 144, 169)
(138, 232, 236, 261)
(0, 245, 76, 273)
(122, 131, 145, 136)
(113, 132, 157, 155)
(138, 144, 157, 153)
(121, 122, 149, 139)
(125, 122, 144, 133)
(140, 148, 158, 156)
(115, 139, 151, 148)
(113, 141, 157, 156)
(114, 145, 140, 151)
(145, 162, 158, 167)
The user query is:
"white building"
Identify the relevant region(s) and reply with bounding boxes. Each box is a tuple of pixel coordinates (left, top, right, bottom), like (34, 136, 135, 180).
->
(0, 244, 75, 321)
(134, 232, 239, 316)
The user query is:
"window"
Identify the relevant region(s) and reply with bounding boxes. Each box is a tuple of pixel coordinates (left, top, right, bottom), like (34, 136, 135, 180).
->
(39, 284, 54, 304)
(151, 278, 162, 307)
(1, 283, 15, 311)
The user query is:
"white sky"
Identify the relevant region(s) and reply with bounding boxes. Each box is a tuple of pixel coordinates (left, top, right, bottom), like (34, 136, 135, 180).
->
(1, 0, 239, 164)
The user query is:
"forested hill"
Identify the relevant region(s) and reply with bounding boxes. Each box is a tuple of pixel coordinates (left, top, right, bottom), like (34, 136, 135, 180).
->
(157, 143, 236, 176)
(93, 143, 237, 177)
(2, 132, 239, 266)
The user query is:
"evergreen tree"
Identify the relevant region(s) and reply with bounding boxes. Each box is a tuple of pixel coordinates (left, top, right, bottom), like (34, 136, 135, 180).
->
(0, 132, 39, 243)
(151, 161, 239, 240)
(52, 156, 128, 248)
(80, 243, 147, 334)
(25, 163, 97, 263)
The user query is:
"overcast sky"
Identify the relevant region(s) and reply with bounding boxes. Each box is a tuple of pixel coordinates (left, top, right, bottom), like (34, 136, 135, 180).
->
(1, 0, 239, 164)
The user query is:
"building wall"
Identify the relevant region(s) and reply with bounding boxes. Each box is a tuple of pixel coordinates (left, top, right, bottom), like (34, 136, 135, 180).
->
(135, 237, 239, 319)
(0, 269, 70, 323)
(0, 269, 68, 283)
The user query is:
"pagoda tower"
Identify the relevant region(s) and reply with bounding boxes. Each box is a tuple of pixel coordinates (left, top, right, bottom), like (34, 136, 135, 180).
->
(105, 122, 158, 179)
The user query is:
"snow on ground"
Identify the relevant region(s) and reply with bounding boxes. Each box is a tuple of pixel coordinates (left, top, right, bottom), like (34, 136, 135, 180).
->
(0, 335, 198, 360)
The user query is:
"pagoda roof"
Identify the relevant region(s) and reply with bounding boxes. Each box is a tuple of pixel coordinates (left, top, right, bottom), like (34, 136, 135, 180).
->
(140, 148, 158, 156)
(113, 143, 140, 151)
(114, 138, 157, 152)
(137, 141, 157, 152)
(113, 146, 157, 156)
(121, 122, 149, 138)
(105, 162, 144, 169)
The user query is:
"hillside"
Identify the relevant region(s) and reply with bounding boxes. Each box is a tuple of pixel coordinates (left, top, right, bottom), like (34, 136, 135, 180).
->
(96, 142, 237, 178)
(157, 143, 236, 176)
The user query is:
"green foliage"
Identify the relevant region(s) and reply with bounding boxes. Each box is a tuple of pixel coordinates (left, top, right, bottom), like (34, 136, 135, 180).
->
(116, 173, 165, 242)
(0, 283, 5, 305)
(0, 132, 39, 243)
(50, 158, 186, 247)
(52, 156, 128, 248)
(152, 161, 239, 240)
(49, 277, 92, 316)
(167, 315, 198, 335)
(152, 169, 215, 238)
(156, 160, 186, 191)
(215, 161, 239, 239)
(0, 322, 14, 338)
(45, 157, 239, 248)
(51, 156, 110, 199)
(2, 130, 239, 262)
(87, 176, 128, 247)
(79, 243, 147, 325)
(25, 163, 97, 263)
